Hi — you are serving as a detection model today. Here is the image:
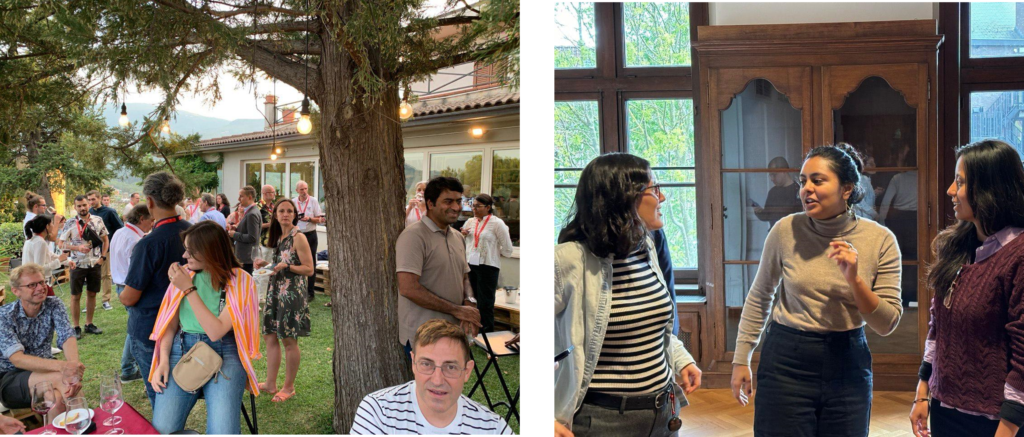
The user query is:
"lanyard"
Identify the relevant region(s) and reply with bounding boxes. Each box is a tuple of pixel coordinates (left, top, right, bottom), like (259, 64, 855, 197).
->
(297, 197, 310, 215)
(473, 215, 492, 248)
(414, 208, 421, 220)
(153, 216, 180, 229)
(126, 224, 143, 238)
(76, 217, 88, 239)
(187, 204, 198, 216)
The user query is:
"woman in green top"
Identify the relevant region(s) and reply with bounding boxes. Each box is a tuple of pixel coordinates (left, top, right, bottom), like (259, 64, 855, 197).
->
(151, 221, 249, 434)
(255, 198, 314, 403)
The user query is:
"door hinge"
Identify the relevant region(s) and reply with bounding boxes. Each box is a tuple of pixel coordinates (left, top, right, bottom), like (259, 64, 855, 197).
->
(927, 202, 932, 227)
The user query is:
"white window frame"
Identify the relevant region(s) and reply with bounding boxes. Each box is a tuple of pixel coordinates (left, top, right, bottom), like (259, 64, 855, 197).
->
(241, 157, 321, 200)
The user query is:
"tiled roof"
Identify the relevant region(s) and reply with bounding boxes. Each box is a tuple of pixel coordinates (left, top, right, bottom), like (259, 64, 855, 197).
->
(198, 88, 519, 148)
(413, 89, 520, 116)
(971, 2, 1022, 40)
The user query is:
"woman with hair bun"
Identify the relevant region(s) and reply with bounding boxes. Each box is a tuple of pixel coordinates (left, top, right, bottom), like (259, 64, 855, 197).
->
(731, 143, 904, 437)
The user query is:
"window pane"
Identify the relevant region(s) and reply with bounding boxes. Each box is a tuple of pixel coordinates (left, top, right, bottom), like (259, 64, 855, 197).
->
(289, 161, 315, 199)
(660, 186, 697, 269)
(264, 163, 286, 202)
(318, 166, 325, 207)
(492, 149, 520, 246)
(969, 2, 1024, 59)
(970, 91, 1024, 159)
(404, 152, 425, 203)
(555, 101, 600, 184)
(554, 3, 597, 69)
(623, 2, 692, 68)
(721, 79, 803, 170)
(245, 163, 262, 192)
(627, 99, 695, 167)
(428, 152, 483, 227)
(554, 187, 577, 243)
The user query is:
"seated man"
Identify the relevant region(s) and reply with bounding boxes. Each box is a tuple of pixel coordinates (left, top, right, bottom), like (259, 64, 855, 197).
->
(351, 319, 511, 435)
(0, 264, 84, 413)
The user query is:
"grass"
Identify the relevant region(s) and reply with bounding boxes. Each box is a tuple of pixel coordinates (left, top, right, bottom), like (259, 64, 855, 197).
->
(2, 274, 519, 434)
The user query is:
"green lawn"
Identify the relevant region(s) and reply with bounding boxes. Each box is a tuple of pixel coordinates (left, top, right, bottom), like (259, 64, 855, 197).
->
(2, 276, 519, 434)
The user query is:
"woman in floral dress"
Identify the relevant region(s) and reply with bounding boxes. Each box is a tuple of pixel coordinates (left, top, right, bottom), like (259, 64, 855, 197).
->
(255, 198, 314, 402)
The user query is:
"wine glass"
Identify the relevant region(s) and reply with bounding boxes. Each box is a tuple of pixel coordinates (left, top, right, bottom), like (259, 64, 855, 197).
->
(252, 246, 265, 269)
(62, 364, 81, 388)
(64, 397, 91, 435)
(31, 381, 57, 435)
(99, 376, 124, 434)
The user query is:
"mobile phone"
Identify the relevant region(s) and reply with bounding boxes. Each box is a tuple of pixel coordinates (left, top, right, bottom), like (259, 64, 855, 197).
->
(555, 345, 574, 363)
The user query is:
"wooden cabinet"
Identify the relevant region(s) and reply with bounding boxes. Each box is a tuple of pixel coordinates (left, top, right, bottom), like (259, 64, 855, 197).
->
(693, 20, 943, 390)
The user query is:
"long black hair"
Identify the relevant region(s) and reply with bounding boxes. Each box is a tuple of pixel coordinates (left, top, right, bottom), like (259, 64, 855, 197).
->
(557, 153, 651, 258)
(804, 142, 866, 208)
(25, 214, 52, 239)
(929, 139, 1024, 299)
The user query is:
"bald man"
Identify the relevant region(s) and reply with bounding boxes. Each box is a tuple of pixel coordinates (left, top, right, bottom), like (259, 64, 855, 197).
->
(293, 181, 324, 302)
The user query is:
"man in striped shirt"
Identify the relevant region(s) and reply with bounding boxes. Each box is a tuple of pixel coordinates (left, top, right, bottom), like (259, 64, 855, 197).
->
(351, 320, 511, 435)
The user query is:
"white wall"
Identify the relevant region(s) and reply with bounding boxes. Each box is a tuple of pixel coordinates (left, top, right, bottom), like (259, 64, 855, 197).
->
(710, 2, 935, 26)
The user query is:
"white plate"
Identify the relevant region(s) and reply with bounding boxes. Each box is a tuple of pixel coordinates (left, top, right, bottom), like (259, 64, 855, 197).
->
(52, 409, 95, 430)
(253, 268, 274, 276)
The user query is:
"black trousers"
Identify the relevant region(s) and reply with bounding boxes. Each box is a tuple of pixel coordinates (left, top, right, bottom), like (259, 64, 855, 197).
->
(303, 230, 318, 299)
(930, 399, 999, 437)
(469, 264, 500, 333)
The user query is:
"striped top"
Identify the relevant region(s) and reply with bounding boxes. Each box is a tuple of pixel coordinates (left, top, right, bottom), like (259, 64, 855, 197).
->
(148, 267, 262, 395)
(350, 381, 511, 435)
(589, 249, 675, 395)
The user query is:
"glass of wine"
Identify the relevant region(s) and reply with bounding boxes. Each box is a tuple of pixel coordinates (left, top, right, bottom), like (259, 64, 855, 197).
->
(252, 246, 265, 269)
(99, 375, 124, 434)
(64, 397, 91, 436)
(31, 381, 57, 435)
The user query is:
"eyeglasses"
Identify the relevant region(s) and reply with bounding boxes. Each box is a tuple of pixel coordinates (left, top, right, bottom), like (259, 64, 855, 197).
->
(413, 360, 464, 378)
(644, 183, 663, 199)
(19, 280, 47, 291)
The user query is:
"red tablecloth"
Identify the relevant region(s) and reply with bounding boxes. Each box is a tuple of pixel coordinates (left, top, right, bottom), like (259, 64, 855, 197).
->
(29, 402, 157, 435)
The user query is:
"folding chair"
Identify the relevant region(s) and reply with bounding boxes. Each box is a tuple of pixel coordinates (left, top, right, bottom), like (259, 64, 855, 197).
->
(467, 331, 519, 424)
(241, 392, 258, 434)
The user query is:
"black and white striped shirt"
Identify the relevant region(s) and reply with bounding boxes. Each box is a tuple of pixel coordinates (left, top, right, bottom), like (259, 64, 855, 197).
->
(589, 249, 674, 395)
(350, 381, 512, 435)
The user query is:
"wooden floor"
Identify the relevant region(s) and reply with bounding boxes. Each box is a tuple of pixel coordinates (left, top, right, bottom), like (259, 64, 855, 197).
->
(680, 389, 916, 436)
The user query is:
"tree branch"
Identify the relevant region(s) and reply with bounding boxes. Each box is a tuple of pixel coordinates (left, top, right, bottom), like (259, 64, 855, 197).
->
(396, 49, 477, 79)
(235, 40, 319, 94)
(257, 39, 322, 55)
(205, 3, 307, 19)
(0, 51, 51, 62)
(247, 19, 321, 35)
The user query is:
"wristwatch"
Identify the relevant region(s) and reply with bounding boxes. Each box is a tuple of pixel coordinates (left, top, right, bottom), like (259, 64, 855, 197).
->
(465, 297, 477, 305)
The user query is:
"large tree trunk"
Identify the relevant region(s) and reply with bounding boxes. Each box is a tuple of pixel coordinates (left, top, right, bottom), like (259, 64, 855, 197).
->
(316, 35, 411, 433)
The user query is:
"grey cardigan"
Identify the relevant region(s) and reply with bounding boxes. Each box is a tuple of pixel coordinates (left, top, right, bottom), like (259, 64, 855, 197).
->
(233, 204, 263, 263)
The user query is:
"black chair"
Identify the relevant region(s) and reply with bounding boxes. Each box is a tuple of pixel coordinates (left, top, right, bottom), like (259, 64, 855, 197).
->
(241, 392, 258, 434)
(467, 332, 519, 424)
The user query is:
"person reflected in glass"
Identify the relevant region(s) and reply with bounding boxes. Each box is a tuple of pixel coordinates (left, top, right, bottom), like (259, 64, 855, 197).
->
(753, 157, 802, 229)
(878, 142, 918, 304)
(853, 152, 878, 220)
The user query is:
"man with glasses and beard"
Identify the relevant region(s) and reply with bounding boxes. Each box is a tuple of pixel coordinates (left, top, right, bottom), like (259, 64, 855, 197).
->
(60, 195, 109, 338)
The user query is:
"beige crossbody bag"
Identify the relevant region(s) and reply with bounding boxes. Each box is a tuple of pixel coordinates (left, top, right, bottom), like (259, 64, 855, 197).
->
(171, 289, 230, 392)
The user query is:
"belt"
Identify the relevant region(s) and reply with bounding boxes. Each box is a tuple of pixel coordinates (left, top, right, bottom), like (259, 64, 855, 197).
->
(583, 386, 672, 412)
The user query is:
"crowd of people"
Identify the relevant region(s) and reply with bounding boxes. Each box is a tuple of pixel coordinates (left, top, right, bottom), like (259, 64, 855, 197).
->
(553, 140, 1024, 437)
(0, 171, 515, 434)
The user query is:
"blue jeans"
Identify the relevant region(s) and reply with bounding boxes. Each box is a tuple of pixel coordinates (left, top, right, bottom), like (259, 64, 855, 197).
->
(753, 323, 872, 437)
(130, 336, 157, 407)
(115, 285, 138, 378)
(152, 331, 245, 434)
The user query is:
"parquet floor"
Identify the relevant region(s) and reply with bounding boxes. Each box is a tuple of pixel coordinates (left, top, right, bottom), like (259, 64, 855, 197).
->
(678, 389, 916, 437)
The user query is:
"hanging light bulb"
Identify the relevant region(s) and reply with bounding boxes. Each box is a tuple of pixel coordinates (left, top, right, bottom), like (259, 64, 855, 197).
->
(296, 96, 313, 135)
(160, 116, 170, 134)
(118, 103, 129, 127)
(274, 146, 283, 155)
(398, 100, 413, 121)
(270, 153, 278, 160)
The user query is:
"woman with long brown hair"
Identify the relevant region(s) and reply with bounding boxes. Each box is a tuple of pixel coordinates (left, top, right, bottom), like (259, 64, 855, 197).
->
(255, 198, 314, 402)
(149, 221, 261, 434)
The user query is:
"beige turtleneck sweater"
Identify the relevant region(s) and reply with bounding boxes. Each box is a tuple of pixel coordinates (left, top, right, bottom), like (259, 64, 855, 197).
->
(733, 212, 904, 365)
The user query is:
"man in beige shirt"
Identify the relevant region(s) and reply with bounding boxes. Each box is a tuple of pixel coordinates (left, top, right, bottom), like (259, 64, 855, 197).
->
(396, 177, 481, 362)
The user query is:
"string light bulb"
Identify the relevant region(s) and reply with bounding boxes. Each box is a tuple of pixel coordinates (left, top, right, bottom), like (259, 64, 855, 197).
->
(469, 127, 485, 138)
(270, 153, 278, 160)
(296, 96, 312, 135)
(399, 100, 413, 121)
(118, 103, 129, 127)
(160, 116, 170, 134)
(274, 146, 283, 155)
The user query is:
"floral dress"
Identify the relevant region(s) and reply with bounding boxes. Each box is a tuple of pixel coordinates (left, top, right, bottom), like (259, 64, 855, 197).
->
(261, 228, 311, 338)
